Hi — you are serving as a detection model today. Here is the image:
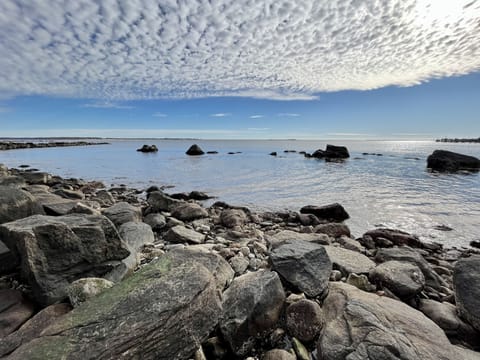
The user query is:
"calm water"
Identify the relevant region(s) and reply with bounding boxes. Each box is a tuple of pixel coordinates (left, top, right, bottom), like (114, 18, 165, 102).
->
(1, 139, 479, 248)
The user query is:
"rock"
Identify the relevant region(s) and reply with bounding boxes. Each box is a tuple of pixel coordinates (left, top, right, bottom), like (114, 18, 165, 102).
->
(298, 213, 321, 226)
(0, 176, 26, 187)
(0, 289, 34, 338)
(119, 221, 155, 252)
(220, 209, 248, 228)
(314, 223, 350, 237)
(292, 337, 309, 360)
(324, 245, 375, 275)
(171, 202, 208, 222)
(0, 214, 130, 305)
(311, 145, 350, 159)
(147, 190, 181, 212)
(52, 189, 85, 200)
(363, 228, 424, 248)
(68, 203, 100, 216)
(0, 240, 17, 274)
(300, 203, 349, 222)
(336, 235, 365, 253)
(427, 150, 480, 172)
(369, 260, 425, 299)
(454, 256, 480, 332)
(0, 303, 71, 356)
(270, 240, 331, 298)
(318, 282, 464, 360)
(229, 255, 250, 275)
(67, 277, 114, 307)
(220, 270, 285, 356)
(269, 152, 277, 156)
(330, 270, 342, 281)
(286, 299, 324, 342)
(267, 229, 330, 247)
(19, 171, 51, 185)
(186, 144, 205, 156)
(8, 255, 222, 360)
(136, 144, 158, 153)
(164, 225, 206, 244)
(203, 337, 228, 359)
(189, 191, 211, 200)
(454, 346, 480, 360)
(375, 247, 448, 292)
(92, 189, 115, 207)
(102, 202, 142, 227)
(346, 273, 376, 292)
(143, 213, 167, 231)
(0, 186, 43, 224)
(263, 349, 295, 360)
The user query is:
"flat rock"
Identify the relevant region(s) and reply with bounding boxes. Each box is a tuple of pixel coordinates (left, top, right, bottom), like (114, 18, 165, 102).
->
(363, 228, 424, 248)
(318, 282, 465, 360)
(171, 202, 208, 222)
(454, 256, 480, 332)
(0, 214, 130, 305)
(186, 144, 205, 156)
(8, 254, 222, 360)
(102, 202, 142, 227)
(164, 225, 206, 244)
(324, 245, 375, 275)
(52, 189, 85, 200)
(270, 240, 331, 298)
(267, 230, 330, 247)
(0, 240, 17, 274)
(300, 203, 349, 222)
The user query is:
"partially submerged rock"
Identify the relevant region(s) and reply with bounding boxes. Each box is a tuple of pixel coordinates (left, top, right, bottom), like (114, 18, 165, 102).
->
(136, 144, 158, 153)
(186, 144, 205, 156)
(427, 150, 480, 172)
(300, 203, 349, 222)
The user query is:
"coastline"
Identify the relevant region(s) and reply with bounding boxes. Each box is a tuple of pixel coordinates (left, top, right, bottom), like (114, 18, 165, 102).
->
(0, 141, 109, 151)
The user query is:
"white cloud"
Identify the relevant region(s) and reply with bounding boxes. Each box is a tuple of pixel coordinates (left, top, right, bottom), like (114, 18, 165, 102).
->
(82, 101, 133, 109)
(0, 0, 479, 101)
(278, 113, 300, 117)
(211, 113, 231, 117)
(248, 128, 270, 131)
(250, 115, 264, 119)
(153, 113, 167, 117)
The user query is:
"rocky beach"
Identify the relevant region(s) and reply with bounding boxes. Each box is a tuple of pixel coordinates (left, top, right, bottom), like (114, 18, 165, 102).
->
(0, 146, 479, 360)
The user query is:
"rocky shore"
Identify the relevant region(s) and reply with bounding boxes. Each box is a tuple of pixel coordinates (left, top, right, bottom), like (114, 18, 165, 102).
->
(0, 163, 479, 359)
(0, 141, 109, 151)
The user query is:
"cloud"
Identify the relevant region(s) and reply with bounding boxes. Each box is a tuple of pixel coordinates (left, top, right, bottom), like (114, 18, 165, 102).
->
(0, 0, 479, 101)
(247, 127, 270, 131)
(250, 115, 264, 119)
(153, 113, 167, 117)
(211, 113, 231, 117)
(278, 113, 300, 117)
(82, 101, 133, 109)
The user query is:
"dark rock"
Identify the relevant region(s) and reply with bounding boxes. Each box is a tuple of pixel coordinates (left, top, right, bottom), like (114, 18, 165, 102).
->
(318, 282, 464, 360)
(454, 256, 480, 332)
(0, 240, 18, 274)
(270, 240, 331, 298)
(189, 191, 211, 200)
(300, 203, 349, 222)
(369, 260, 425, 299)
(0, 186, 43, 224)
(171, 202, 208, 222)
(286, 299, 324, 342)
(220, 209, 248, 228)
(427, 150, 480, 172)
(206, 151, 218, 154)
(220, 270, 285, 356)
(52, 189, 85, 200)
(147, 191, 181, 212)
(0, 214, 130, 306)
(269, 152, 277, 156)
(311, 149, 326, 158)
(314, 223, 351, 238)
(0, 289, 34, 338)
(312, 145, 350, 159)
(186, 144, 205, 156)
(8, 254, 222, 360)
(102, 202, 142, 227)
(136, 144, 158, 153)
(324, 245, 375, 275)
(143, 213, 167, 231)
(470, 240, 480, 249)
(363, 228, 424, 248)
(164, 225, 205, 244)
(298, 213, 321, 226)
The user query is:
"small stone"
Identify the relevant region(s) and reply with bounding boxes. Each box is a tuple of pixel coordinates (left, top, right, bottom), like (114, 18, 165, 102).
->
(330, 270, 342, 281)
(171, 202, 208, 222)
(346, 273, 376, 292)
(229, 255, 249, 275)
(292, 337, 310, 360)
(67, 277, 114, 307)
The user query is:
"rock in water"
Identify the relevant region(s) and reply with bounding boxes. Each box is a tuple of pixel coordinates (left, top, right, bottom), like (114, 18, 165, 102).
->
(270, 240, 331, 298)
(300, 203, 349, 222)
(0, 214, 130, 306)
(7, 255, 222, 360)
(318, 282, 464, 360)
(186, 144, 205, 156)
(220, 270, 285, 356)
(0, 186, 43, 224)
(454, 256, 480, 332)
(427, 150, 480, 172)
(136, 144, 158, 153)
(325, 144, 350, 158)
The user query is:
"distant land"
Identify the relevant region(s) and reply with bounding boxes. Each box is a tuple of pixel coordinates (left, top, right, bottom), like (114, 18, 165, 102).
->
(436, 137, 480, 143)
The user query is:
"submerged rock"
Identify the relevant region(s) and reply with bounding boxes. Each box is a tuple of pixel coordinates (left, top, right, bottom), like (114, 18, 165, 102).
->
(427, 150, 480, 172)
(186, 144, 205, 156)
(136, 144, 158, 153)
(300, 203, 349, 222)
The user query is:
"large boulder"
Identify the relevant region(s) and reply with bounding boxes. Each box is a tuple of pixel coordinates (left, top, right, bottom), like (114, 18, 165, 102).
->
(7, 254, 222, 360)
(270, 240, 331, 298)
(0, 214, 130, 305)
(147, 191, 181, 212)
(324, 245, 375, 275)
(427, 150, 480, 172)
(220, 270, 285, 356)
(171, 202, 208, 222)
(0, 186, 43, 224)
(286, 299, 324, 343)
(300, 203, 349, 222)
(318, 282, 464, 360)
(186, 144, 205, 156)
(311, 145, 349, 159)
(102, 202, 142, 227)
(454, 256, 480, 332)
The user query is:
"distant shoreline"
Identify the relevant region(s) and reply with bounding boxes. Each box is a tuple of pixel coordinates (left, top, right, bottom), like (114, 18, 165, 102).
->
(436, 138, 480, 143)
(0, 141, 110, 151)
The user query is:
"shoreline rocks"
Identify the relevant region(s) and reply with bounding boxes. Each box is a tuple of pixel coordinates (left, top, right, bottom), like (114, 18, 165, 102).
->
(0, 141, 109, 151)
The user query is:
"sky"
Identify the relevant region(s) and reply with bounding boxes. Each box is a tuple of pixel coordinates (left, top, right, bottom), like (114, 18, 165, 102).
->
(0, 0, 479, 139)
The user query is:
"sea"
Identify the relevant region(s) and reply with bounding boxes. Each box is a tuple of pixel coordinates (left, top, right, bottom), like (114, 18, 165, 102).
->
(0, 139, 479, 248)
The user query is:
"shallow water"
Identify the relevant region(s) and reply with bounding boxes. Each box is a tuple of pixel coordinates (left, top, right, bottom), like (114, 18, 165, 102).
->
(1, 139, 479, 248)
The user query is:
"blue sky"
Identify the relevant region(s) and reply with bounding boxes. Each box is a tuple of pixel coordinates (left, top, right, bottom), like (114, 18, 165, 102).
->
(0, 0, 479, 139)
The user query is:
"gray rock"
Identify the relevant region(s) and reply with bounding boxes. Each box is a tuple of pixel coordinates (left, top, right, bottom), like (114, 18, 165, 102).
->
(336, 235, 365, 252)
(270, 240, 331, 298)
(300, 203, 349, 222)
(147, 191, 181, 212)
(318, 282, 464, 360)
(229, 255, 249, 275)
(19, 171, 51, 185)
(346, 273, 376, 292)
(143, 213, 166, 231)
(0, 289, 34, 338)
(171, 202, 208, 222)
(102, 202, 142, 227)
(454, 256, 480, 332)
(0, 214, 130, 305)
(0, 186, 43, 224)
(8, 255, 222, 360)
(164, 225, 206, 244)
(369, 260, 425, 299)
(0, 176, 26, 187)
(220, 270, 285, 356)
(67, 202, 100, 216)
(67, 277, 114, 307)
(267, 229, 330, 247)
(0, 240, 17, 274)
(92, 189, 115, 207)
(286, 299, 324, 342)
(363, 228, 424, 248)
(119, 221, 155, 253)
(263, 349, 296, 360)
(314, 223, 351, 238)
(52, 189, 85, 200)
(427, 150, 480, 172)
(324, 245, 375, 275)
(220, 209, 248, 228)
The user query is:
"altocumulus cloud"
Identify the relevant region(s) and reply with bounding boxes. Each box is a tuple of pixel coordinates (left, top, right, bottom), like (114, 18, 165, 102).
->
(0, 0, 479, 101)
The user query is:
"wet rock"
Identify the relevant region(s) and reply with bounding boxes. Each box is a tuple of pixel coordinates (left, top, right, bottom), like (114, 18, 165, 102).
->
(171, 202, 209, 222)
(220, 209, 248, 228)
(147, 190, 181, 212)
(8, 255, 222, 360)
(143, 213, 166, 231)
(286, 299, 324, 342)
(220, 270, 285, 356)
(67, 277, 114, 307)
(270, 240, 331, 298)
(311, 145, 350, 159)
(267, 229, 330, 247)
(427, 150, 480, 172)
(189, 191, 211, 201)
(314, 223, 351, 238)
(102, 202, 142, 227)
(136, 144, 158, 153)
(324, 245, 375, 275)
(0, 289, 34, 338)
(318, 282, 464, 360)
(454, 256, 480, 332)
(186, 144, 205, 156)
(300, 203, 349, 222)
(369, 260, 425, 299)
(0, 186, 43, 224)
(0, 214, 130, 305)
(164, 225, 206, 244)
